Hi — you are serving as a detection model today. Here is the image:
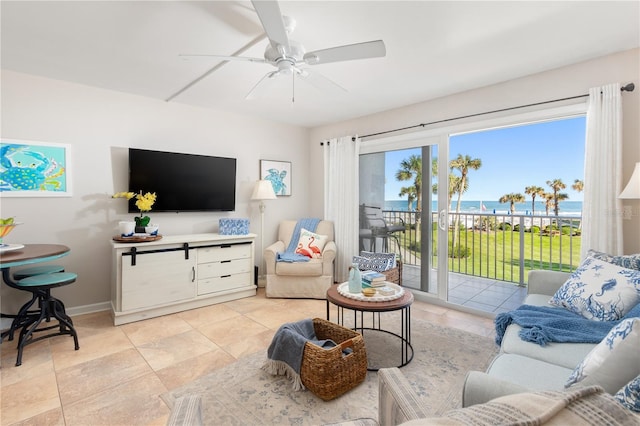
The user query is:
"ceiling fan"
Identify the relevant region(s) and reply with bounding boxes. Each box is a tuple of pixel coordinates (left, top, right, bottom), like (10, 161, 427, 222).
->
(179, 0, 386, 101)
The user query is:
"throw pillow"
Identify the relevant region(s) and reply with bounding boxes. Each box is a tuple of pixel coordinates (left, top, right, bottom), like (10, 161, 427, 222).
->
(615, 375, 640, 413)
(295, 228, 328, 259)
(352, 255, 372, 268)
(549, 256, 640, 321)
(359, 251, 396, 271)
(587, 249, 640, 271)
(565, 318, 640, 394)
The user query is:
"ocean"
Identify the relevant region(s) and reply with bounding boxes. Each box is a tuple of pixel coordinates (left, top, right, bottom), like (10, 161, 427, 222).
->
(384, 199, 583, 215)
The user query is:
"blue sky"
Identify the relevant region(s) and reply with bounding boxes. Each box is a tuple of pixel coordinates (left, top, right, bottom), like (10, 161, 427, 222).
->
(385, 116, 586, 201)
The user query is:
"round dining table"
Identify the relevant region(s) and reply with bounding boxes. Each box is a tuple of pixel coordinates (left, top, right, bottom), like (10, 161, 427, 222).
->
(0, 244, 71, 271)
(0, 244, 71, 328)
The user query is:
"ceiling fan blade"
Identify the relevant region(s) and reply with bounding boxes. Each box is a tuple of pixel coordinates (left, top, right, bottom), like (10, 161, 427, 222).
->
(179, 54, 265, 64)
(251, 0, 290, 51)
(296, 67, 347, 94)
(245, 70, 280, 100)
(303, 40, 386, 65)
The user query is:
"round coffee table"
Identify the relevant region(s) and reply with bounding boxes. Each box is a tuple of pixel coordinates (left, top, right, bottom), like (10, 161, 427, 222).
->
(326, 284, 414, 371)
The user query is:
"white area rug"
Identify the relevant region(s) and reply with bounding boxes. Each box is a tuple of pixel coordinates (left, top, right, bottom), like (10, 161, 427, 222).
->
(162, 318, 498, 425)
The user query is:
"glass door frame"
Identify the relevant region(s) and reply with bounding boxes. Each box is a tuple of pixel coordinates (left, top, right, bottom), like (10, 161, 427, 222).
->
(359, 102, 587, 307)
(360, 134, 447, 299)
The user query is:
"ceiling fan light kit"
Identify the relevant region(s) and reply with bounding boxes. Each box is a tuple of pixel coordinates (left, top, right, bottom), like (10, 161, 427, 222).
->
(179, 0, 386, 102)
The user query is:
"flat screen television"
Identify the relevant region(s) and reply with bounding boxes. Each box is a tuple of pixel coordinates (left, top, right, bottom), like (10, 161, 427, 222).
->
(128, 148, 236, 212)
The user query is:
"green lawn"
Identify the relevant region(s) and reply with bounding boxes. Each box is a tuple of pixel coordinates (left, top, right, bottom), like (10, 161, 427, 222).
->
(398, 225, 581, 284)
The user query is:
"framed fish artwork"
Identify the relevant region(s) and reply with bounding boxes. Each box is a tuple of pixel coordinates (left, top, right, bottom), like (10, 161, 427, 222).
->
(260, 160, 291, 196)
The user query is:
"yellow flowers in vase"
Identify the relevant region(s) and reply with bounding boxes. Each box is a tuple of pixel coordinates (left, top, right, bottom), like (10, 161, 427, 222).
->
(113, 191, 157, 228)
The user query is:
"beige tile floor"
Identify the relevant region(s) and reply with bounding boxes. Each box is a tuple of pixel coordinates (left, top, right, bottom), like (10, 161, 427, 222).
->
(0, 288, 496, 426)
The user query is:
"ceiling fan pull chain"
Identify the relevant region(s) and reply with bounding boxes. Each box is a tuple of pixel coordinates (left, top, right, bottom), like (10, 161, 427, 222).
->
(292, 71, 295, 103)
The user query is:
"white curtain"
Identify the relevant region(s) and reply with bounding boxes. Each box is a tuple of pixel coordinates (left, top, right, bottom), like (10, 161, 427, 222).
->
(581, 83, 624, 258)
(323, 136, 360, 282)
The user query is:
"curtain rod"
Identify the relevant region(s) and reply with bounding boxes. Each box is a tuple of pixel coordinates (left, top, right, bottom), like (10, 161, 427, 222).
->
(320, 82, 635, 144)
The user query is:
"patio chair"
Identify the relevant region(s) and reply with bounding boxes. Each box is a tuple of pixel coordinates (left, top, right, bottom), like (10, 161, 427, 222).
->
(359, 204, 405, 256)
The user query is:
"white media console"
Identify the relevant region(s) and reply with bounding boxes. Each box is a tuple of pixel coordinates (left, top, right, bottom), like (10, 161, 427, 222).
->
(111, 233, 256, 325)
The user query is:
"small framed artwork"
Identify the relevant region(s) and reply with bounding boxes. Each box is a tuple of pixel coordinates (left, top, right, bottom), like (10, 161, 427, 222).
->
(0, 139, 72, 197)
(260, 159, 291, 196)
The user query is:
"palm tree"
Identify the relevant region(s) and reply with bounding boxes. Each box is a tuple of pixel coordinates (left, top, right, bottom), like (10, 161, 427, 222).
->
(499, 193, 525, 215)
(450, 154, 481, 214)
(546, 178, 568, 216)
(572, 179, 584, 231)
(431, 172, 464, 211)
(448, 174, 465, 211)
(449, 154, 482, 246)
(395, 155, 422, 213)
(572, 179, 584, 193)
(524, 185, 545, 215)
(544, 193, 554, 215)
(398, 186, 416, 210)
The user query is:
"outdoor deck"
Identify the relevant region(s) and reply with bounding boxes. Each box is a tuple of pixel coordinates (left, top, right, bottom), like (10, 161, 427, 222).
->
(401, 263, 528, 314)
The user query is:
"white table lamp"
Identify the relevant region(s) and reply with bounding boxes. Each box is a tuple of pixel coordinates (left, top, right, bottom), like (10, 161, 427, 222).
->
(252, 180, 277, 279)
(620, 162, 640, 199)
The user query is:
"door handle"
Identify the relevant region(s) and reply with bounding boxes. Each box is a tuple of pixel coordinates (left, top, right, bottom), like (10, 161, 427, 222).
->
(439, 210, 447, 231)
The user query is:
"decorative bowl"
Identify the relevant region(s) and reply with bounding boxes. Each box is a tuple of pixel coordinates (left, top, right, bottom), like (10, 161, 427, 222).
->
(361, 288, 376, 297)
(145, 224, 159, 236)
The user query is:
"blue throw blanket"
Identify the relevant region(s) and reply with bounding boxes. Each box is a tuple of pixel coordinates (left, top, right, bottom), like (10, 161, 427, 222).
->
(495, 303, 640, 347)
(262, 319, 336, 390)
(276, 218, 321, 262)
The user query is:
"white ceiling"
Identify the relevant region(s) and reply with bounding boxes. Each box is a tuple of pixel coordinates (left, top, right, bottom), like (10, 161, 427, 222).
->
(2, 1, 639, 128)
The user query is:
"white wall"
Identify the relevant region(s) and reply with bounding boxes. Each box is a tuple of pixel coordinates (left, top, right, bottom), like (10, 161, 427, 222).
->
(3, 48, 639, 315)
(1, 70, 310, 313)
(310, 48, 640, 254)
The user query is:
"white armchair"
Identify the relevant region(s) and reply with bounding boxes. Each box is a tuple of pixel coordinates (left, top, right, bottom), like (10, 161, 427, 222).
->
(264, 220, 336, 299)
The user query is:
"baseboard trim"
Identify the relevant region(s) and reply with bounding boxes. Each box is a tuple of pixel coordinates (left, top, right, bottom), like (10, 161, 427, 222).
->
(1, 302, 111, 331)
(66, 301, 111, 317)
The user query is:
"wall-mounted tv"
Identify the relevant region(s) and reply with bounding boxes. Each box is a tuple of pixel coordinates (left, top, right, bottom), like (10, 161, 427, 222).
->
(128, 148, 236, 212)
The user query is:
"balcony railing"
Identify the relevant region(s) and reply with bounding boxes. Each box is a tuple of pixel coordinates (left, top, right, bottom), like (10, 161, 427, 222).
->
(380, 210, 582, 286)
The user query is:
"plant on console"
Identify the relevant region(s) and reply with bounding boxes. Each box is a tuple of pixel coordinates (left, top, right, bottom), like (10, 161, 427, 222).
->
(113, 191, 156, 229)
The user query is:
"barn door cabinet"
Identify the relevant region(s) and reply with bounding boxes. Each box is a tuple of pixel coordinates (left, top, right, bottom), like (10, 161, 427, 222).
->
(111, 233, 256, 325)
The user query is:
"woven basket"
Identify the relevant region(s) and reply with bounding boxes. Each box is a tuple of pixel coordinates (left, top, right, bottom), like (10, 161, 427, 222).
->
(300, 318, 368, 401)
(382, 259, 402, 285)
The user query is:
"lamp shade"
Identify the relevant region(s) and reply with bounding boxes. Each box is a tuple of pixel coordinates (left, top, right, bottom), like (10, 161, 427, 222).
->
(251, 180, 277, 200)
(620, 162, 640, 199)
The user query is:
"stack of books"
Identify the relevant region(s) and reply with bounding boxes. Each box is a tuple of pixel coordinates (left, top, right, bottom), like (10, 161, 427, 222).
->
(361, 270, 386, 288)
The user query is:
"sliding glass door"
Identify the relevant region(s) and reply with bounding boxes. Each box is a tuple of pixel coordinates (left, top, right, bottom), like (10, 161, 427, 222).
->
(359, 136, 447, 298)
(358, 104, 587, 313)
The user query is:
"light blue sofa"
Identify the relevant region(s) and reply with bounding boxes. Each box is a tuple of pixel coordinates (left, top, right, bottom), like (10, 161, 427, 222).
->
(462, 270, 600, 406)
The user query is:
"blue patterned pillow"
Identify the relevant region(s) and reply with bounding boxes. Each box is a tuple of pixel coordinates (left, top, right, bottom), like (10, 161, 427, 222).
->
(615, 375, 640, 413)
(588, 249, 640, 271)
(566, 318, 640, 394)
(549, 257, 640, 321)
(352, 252, 396, 272)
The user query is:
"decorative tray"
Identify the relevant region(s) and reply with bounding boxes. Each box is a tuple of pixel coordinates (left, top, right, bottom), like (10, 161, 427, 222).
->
(337, 282, 404, 302)
(112, 234, 162, 243)
(0, 243, 25, 252)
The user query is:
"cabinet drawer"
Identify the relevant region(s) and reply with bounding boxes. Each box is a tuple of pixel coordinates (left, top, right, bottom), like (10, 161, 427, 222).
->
(198, 244, 250, 263)
(198, 272, 251, 295)
(198, 258, 251, 279)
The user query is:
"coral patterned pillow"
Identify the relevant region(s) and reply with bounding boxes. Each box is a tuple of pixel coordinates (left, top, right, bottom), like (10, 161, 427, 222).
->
(295, 228, 328, 259)
(549, 257, 640, 321)
(566, 318, 640, 394)
(587, 249, 640, 271)
(615, 375, 640, 413)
